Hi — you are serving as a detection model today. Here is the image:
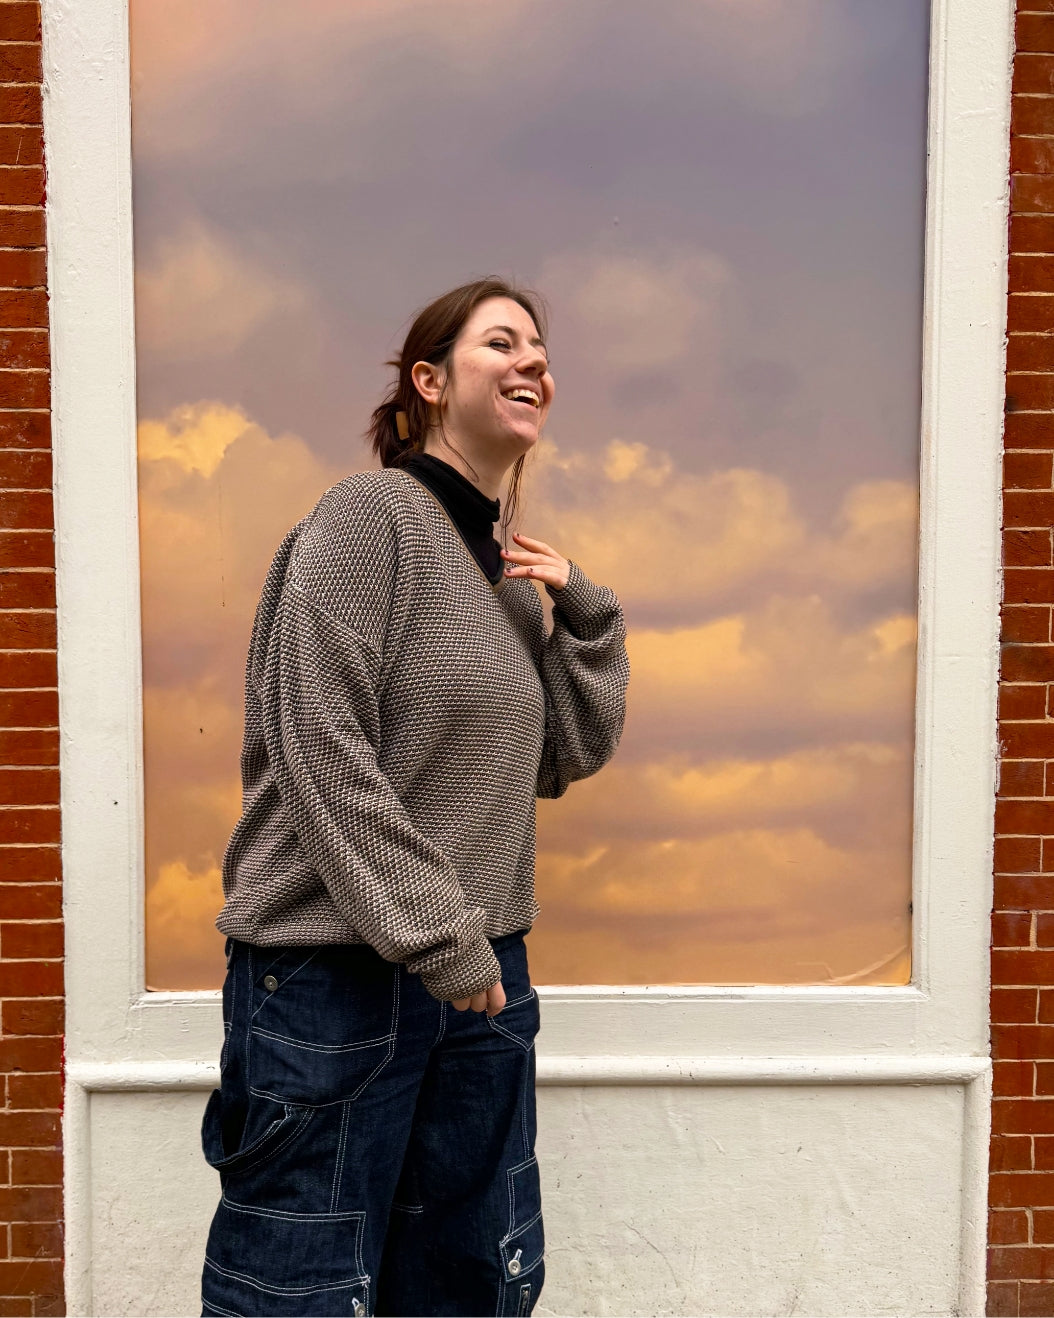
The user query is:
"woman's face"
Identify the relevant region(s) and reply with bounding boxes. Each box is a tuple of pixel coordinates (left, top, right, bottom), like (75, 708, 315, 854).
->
(433, 296, 555, 456)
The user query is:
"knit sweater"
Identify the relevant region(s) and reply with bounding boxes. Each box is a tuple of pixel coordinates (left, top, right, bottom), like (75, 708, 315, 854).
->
(216, 466, 631, 1002)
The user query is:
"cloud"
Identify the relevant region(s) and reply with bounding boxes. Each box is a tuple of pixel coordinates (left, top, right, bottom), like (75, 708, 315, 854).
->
(135, 220, 314, 360)
(527, 435, 918, 627)
(145, 859, 227, 990)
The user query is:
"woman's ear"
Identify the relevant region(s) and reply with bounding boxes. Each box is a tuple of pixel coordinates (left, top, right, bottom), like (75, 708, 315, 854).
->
(410, 360, 445, 408)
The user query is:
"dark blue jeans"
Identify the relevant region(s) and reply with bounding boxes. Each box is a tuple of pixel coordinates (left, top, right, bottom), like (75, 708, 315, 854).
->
(200, 932, 543, 1317)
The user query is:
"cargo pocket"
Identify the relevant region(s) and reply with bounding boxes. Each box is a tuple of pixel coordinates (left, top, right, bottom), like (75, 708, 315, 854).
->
(202, 1198, 371, 1318)
(201, 1086, 315, 1179)
(248, 944, 398, 1107)
(498, 1156, 544, 1316)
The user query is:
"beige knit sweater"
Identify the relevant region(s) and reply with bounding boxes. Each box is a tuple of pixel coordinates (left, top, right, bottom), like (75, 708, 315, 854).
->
(216, 468, 630, 1001)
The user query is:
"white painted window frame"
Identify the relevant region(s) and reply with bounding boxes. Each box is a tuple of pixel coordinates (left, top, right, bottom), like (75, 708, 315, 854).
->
(44, 0, 1009, 1309)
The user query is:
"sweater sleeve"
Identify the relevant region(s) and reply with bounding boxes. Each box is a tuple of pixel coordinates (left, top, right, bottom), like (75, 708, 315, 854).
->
(258, 482, 502, 1003)
(536, 559, 631, 799)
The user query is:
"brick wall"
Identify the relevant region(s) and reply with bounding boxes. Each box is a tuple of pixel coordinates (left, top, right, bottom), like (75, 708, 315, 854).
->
(990, 4, 1054, 1315)
(0, 2, 63, 1315)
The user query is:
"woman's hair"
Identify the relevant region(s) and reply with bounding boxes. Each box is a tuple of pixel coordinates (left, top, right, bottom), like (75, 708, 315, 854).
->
(366, 276, 549, 541)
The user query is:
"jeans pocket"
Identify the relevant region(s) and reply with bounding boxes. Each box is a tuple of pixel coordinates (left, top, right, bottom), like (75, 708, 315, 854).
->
(248, 944, 398, 1106)
(202, 1199, 371, 1317)
(499, 1155, 544, 1316)
(487, 987, 541, 1052)
(201, 1087, 315, 1178)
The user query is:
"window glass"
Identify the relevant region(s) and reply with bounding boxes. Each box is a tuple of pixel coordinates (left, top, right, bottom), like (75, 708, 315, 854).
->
(132, 0, 926, 990)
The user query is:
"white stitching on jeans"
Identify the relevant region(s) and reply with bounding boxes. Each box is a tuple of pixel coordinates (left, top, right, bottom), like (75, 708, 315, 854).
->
(331, 1101, 350, 1213)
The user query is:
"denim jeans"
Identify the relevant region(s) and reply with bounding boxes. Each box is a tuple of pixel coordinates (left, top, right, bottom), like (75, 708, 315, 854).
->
(200, 931, 543, 1317)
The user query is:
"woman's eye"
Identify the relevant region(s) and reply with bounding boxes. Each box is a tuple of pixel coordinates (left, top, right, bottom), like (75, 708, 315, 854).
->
(489, 339, 511, 350)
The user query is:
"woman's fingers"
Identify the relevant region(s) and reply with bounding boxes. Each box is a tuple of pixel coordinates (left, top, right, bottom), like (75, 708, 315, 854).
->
(501, 532, 570, 589)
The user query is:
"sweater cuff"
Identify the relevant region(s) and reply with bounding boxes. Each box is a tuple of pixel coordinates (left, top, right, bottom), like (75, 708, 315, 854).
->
(545, 559, 617, 633)
(419, 937, 503, 1003)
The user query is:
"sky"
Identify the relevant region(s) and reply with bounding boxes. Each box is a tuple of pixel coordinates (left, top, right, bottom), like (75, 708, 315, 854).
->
(130, 0, 930, 990)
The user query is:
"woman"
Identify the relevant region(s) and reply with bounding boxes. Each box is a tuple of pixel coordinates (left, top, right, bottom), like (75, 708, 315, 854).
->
(199, 276, 630, 1317)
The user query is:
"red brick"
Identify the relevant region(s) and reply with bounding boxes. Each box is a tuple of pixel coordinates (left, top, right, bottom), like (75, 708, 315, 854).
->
(986, 1279, 1020, 1318)
(0, 573, 53, 609)
(1008, 334, 1054, 374)
(990, 1244, 1054, 1280)
(0, 531, 52, 569)
(0, 42, 41, 85)
(993, 1133, 1035, 1168)
(0, 961, 61, 998)
(0, 614, 56, 649)
(0, 653, 54, 689)
(0, 378, 47, 417)
(1012, 260, 1054, 300)
(0, 5, 41, 45)
(1002, 684, 1048, 719)
(0, 886, 60, 921)
(996, 1025, 1054, 1059)
(1002, 760, 1047, 796)
(0, 1111, 59, 1150)
(998, 801, 1054, 834)
(0, 690, 57, 734)
(0, 1260, 61, 1296)
(0, 921, 61, 961)
(0, 490, 50, 531)
(0, 84, 40, 126)
(997, 912, 1037, 947)
(1, 1000, 62, 1038)
(1006, 450, 1054, 487)
(1009, 296, 1054, 334)
(1037, 1136, 1054, 1168)
(10, 1149, 61, 1188)
(991, 1207, 1032, 1245)
(1006, 413, 1054, 451)
(0, 166, 43, 208)
(1013, 215, 1054, 254)
(1015, 139, 1054, 178)
(0, 845, 59, 882)
(0, 769, 56, 806)
(0, 210, 43, 250)
(9, 1221, 60, 1261)
(6, 1073, 61, 1112)
(1038, 914, 1054, 948)
(994, 952, 1054, 986)
(0, 1036, 60, 1076)
(0, 126, 40, 169)
(0, 333, 47, 374)
(1017, 56, 1054, 96)
(0, 412, 48, 451)
(994, 988, 1040, 1023)
(1022, 1280, 1054, 1316)
(1006, 570, 1054, 605)
(998, 1061, 1039, 1098)
(0, 808, 57, 844)
(994, 1099, 1054, 1136)
(1006, 531, 1054, 568)
(1004, 607, 1053, 643)
(1002, 722, 1054, 757)
(0, 730, 58, 765)
(0, 250, 44, 292)
(0, 1187, 60, 1224)
(35, 1293, 64, 1318)
(0, 289, 47, 330)
(1018, 13, 1054, 53)
(997, 837, 1045, 874)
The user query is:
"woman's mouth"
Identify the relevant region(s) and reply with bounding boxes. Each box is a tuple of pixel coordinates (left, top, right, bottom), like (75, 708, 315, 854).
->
(500, 387, 541, 409)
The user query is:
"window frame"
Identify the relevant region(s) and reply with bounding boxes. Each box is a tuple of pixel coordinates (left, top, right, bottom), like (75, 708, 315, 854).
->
(45, 0, 1009, 1076)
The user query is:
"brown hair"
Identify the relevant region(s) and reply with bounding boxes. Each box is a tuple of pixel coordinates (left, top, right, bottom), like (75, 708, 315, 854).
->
(365, 276, 549, 542)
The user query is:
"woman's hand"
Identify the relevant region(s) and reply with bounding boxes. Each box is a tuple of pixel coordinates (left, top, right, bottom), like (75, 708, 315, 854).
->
(501, 533, 570, 590)
(451, 980, 507, 1017)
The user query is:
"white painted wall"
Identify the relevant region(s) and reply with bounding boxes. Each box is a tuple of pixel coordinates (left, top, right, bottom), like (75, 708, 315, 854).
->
(42, 0, 1013, 1313)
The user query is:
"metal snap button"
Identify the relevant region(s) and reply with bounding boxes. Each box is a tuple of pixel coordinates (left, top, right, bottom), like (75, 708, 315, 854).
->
(508, 1248, 523, 1277)
(262, 974, 278, 991)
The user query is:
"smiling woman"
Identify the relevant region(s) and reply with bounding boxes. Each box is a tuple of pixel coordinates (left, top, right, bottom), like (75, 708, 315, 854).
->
(200, 276, 629, 1316)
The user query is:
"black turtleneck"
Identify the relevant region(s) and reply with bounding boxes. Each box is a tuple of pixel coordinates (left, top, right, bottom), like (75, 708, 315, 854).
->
(402, 451, 505, 584)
